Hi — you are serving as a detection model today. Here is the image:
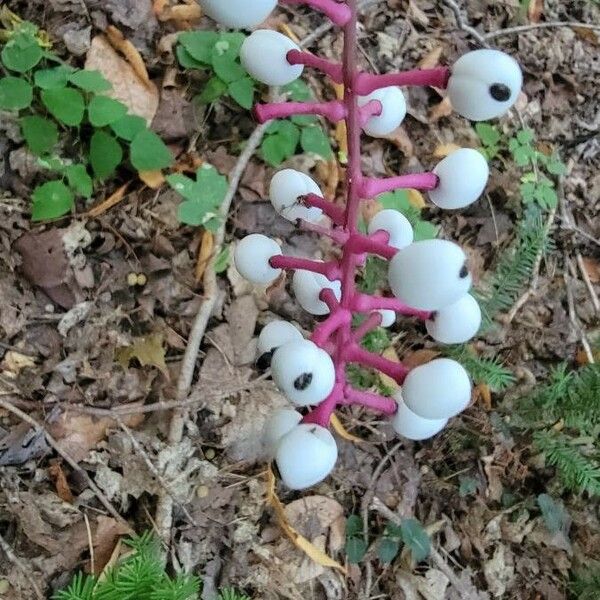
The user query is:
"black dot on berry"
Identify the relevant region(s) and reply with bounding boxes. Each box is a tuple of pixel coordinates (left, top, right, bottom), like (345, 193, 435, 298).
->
(294, 372, 313, 391)
(489, 83, 511, 102)
(256, 350, 274, 371)
(459, 264, 469, 279)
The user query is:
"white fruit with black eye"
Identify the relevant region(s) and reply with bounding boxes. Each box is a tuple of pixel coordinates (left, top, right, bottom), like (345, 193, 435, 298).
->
(358, 86, 407, 137)
(269, 169, 323, 223)
(391, 395, 448, 440)
(234, 234, 282, 285)
(199, 0, 277, 29)
(448, 49, 523, 121)
(263, 408, 302, 456)
(241, 30, 303, 86)
(403, 358, 471, 420)
(426, 294, 481, 344)
(388, 239, 471, 311)
(271, 339, 336, 406)
(378, 309, 396, 328)
(276, 424, 338, 489)
(292, 268, 342, 315)
(368, 209, 414, 249)
(429, 149, 489, 210)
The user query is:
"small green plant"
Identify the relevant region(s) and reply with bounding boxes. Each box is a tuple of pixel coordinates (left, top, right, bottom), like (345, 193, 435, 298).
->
(177, 31, 255, 109)
(166, 163, 228, 228)
(260, 80, 333, 165)
(345, 514, 430, 565)
(0, 18, 172, 221)
(569, 564, 600, 600)
(445, 345, 515, 392)
(515, 363, 600, 496)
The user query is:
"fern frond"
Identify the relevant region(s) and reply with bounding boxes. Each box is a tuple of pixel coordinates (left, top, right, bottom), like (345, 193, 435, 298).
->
(218, 588, 251, 600)
(445, 345, 515, 391)
(150, 574, 201, 600)
(53, 573, 96, 600)
(570, 564, 600, 600)
(475, 210, 552, 328)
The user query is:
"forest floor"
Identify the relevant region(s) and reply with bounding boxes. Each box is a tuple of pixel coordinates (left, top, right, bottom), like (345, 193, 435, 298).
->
(1, 0, 599, 598)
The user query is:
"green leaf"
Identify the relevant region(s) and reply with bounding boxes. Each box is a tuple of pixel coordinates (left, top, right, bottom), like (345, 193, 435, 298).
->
(110, 114, 147, 141)
(400, 518, 430, 562)
(273, 121, 300, 156)
(300, 126, 333, 159)
(413, 220, 438, 241)
(516, 128, 535, 144)
(197, 76, 228, 104)
(68, 70, 111, 92)
(345, 537, 367, 564)
(291, 114, 318, 126)
(261, 134, 290, 167)
(458, 475, 479, 497)
(130, 129, 173, 171)
(0, 77, 33, 110)
(283, 79, 313, 102)
(219, 32, 246, 56)
(87, 95, 128, 127)
(34, 66, 72, 89)
(377, 537, 400, 564)
(41, 87, 85, 126)
(65, 164, 93, 198)
(519, 181, 536, 204)
(379, 189, 412, 212)
(537, 494, 569, 534)
(228, 77, 254, 109)
(547, 157, 567, 176)
(31, 181, 74, 221)
(212, 53, 246, 83)
(475, 122, 501, 147)
(196, 164, 228, 204)
(1, 33, 43, 72)
(166, 173, 198, 200)
(178, 31, 219, 64)
(534, 181, 558, 209)
(20, 115, 58, 155)
(89, 130, 123, 179)
(213, 247, 230, 273)
(345, 515, 363, 537)
(175, 45, 206, 69)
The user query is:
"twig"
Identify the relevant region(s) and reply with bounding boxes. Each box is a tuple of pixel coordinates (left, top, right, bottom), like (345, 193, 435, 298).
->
(484, 21, 600, 41)
(0, 531, 44, 600)
(155, 120, 271, 545)
(441, 0, 488, 46)
(576, 252, 600, 314)
(0, 397, 126, 526)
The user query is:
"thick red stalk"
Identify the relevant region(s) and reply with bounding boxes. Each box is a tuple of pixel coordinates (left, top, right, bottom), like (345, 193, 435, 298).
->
(286, 50, 344, 83)
(269, 255, 341, 280)
(361, 173, 439, 198)
(254, 100, 346, 124)
(355, 67, 450, 95)
(279, 0, 352, 25)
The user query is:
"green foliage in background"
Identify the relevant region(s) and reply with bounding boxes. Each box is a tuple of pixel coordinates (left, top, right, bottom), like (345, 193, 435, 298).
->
(53, 532, 251, 600)
(445, 345, 515, 392)
(0, 19, 172, 221)
(570, 563, 600, 600)
(260, 80, 333, 165)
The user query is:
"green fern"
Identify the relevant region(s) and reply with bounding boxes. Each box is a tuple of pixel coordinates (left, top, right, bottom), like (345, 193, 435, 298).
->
(570, 564, 600, 600)
(474, 210, 552, 328)
(445, 345, 515, 392)
(218, 589, 251, 600)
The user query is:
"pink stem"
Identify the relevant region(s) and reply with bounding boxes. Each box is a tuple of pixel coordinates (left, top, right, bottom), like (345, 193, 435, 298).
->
(344, 386, 398, 415)
(279, 0, 352, 26)
(346, 233, 397, 259)
(352, 293, 432, 319)
(344, 344, 410, 383)
(269, 255, 341, 280)
(355, 67, 451, 95)
(351, 311, 383, 342)
(303, 194, 346, 225)
(286, 50, 344, 83)
(361, 173, 439, 198)
(299, 220, 349, 245)
(359, 99, 382, 127)
(254, 101, 346, 124)
(301, 384, 345, 427)
(311, 308, 351, 346)
(319, 288, 340, 312)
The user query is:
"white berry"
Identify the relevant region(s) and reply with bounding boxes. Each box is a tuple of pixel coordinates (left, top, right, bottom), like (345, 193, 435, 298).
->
(448, 49, 523, 121)
(403, 358, 471, 420)
(269, 169, 323, 223)
(257, 320, 303, 357)
(263, 408, 303, 456)
(388, 239, 472, 311)
(292, 268, 342, 315)
(368, 209, 414, 249)
(241, 30, 303, 86)
(234, 234, 282, 285)
(358, 87, 406, 137)
(199, 0, 276, 28)
(276, 424, 338, 489)
(378, 309, 396, 328)
(271, 339, 336, 406)
(391, 395, 448, 440)
(426, 294, 482, 344)
(429, 148, 489, 210)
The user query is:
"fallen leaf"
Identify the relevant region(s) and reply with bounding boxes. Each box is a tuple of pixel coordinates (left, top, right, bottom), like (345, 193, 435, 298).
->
(429, 97, 452, 122)
(158, 4, 202, 21)
(86, 183, 130, 218)
(92, 516, 132, 575)
(195, 230, 214, 283)
(115, 333, 169, 377)
(476, 383, 492, 410)
(382, 126, 413, 157)
(85, 35, 159, 124)
(408, 189, 426, 210)
(105, 26, 151, 87)
(379, 346, 402, 391)
(330, 414, 363, 443)
(403, 349, 439, 369)
(138, 170, 166, 189)
(417, 46, 443, 70)
(433, 142, 461, 158)
(48, 462, 74, 503)
(0, 350, 36, 375)
(528, 0, 544, 23)
(266, 468, 347, 575)
(581, 256, 600, 283)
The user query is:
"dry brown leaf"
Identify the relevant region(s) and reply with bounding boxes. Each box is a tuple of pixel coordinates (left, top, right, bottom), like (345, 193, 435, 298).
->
(429, 97, 452, 122)
(195, 230, 214, 283)
(407, 189, 426, 210)
(92, 516, 132, 575)
(418, 46, 443, 70)
(528, 0, 544, 23)
(115, 333, 169, 377)
(572, 26, 599, 45)
(476, 383, 492, 411)
(153, 0, 169, 15)
(158, 4, 202, 21)
(433, 142, 461, 158)
(48, 462, 74, 503)
(403, 349, 439, 369)
(330, 414, 363, 444)
(1, 350, 36, 375)
(581, 256, 600, 283)
(85, 35, 159, 124)
(379, 346, 402, 391)
(278, 23, 300, 43)
(138, 170, 165, 189)
(266, 468, 347, 575)
(86, 183, 130, 218)
(382, 126, 413, 157)
(105, 26, 151, 87)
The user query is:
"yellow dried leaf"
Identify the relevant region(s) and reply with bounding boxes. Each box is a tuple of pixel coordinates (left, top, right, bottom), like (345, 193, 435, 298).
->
(379, 346, 401, 391)
(0, 351, 35, 375)
(417, 46, 443, 70)
(330, 414, 363, 444)
(158, 4, 202, 21)
(266, 468, 347, 575)
(138, 170, 165, 189)
(105, 26, 151, 87)
(115, 333, 169, 377)
(278, 23, 300, 44)
(407, 189, 426, 210)
(433, 142, 461, 158)
(86, 183, 130, 218)
(195, 230, 214, 283)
